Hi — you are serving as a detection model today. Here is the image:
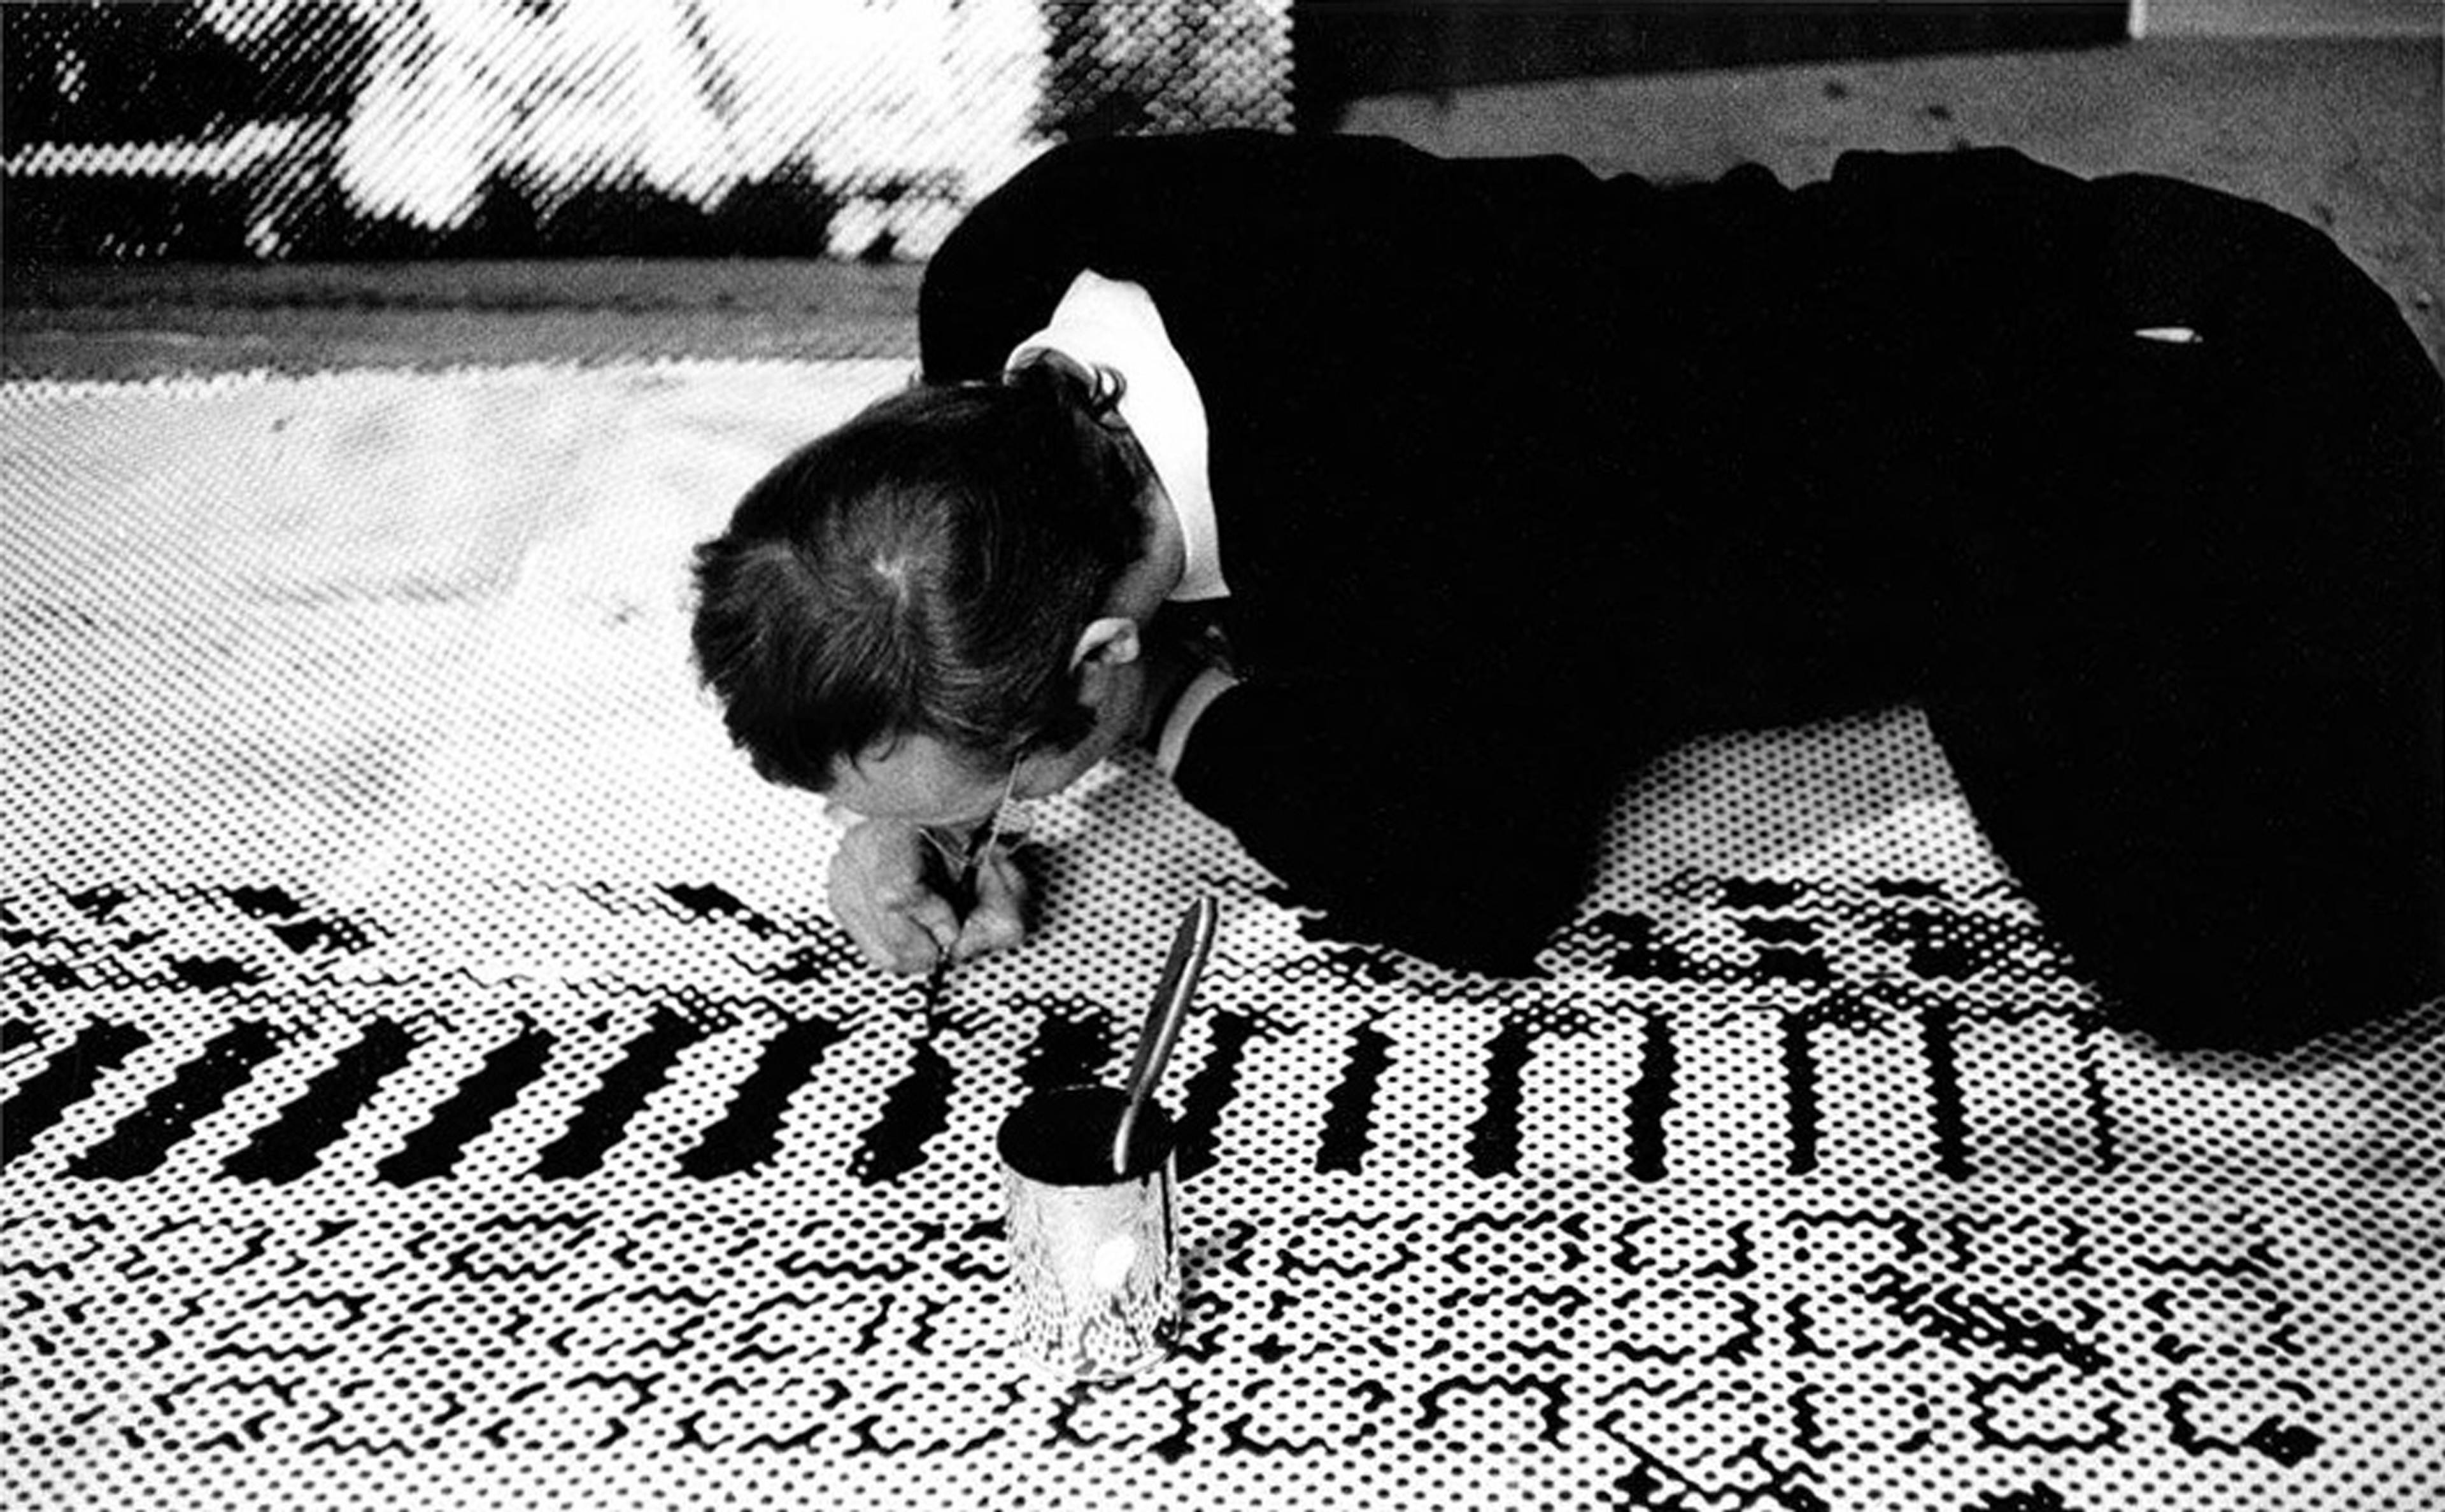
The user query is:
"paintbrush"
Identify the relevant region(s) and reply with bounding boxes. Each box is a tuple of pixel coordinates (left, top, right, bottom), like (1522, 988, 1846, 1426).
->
(919, 842, 984, 1018)
(918, 764, 1022, 1017)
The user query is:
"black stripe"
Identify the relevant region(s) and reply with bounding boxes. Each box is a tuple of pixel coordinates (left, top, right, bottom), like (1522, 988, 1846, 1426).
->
(377, 1024, 555, 1186)
(531, 1011, 705, 1180)
(2077, 1014, 2120, 1171)
(1782, 1010, 1820, 1176)
(1464, 1012, 1533, 1178)
(222, 1019, 418, 1183)
(1921, 1003, 1971, 1179)
(0, 1019, 150, 1168)
(1627, 1009, 1675, 1183)
(1017, 997, 1117, 1092)
(1173, 1010, 1258, 1181)
(65, 1021, 283, 1179)
(678, 1015, 846, 1178)
(1315, 1018, 1390, 1174)
(852, 1035, 954, 1185)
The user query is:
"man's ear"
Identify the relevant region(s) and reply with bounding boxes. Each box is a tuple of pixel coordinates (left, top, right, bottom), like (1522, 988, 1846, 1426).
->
(1070, 616, 1142, 674)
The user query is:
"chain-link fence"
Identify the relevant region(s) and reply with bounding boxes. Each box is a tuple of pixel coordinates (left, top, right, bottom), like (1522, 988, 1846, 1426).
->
(3, 0, 1292, 263)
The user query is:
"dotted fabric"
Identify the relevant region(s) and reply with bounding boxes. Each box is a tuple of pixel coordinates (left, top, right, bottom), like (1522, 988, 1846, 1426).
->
(3, 362, 2441, 1511)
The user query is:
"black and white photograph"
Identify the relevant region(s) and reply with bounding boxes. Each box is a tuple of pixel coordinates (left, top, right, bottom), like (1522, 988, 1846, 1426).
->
(4, 2, 2440, 1508)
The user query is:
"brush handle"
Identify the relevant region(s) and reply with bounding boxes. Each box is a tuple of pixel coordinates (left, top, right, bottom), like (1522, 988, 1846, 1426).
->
(1112, 896, 1220, 1175)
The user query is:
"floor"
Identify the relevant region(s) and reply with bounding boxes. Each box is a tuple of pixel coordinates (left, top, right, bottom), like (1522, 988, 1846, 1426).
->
(6, 36, 2438, 380)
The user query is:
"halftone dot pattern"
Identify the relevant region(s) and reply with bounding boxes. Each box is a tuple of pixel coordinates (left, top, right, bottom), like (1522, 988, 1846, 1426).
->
(5, 1, 1293, 266)
(3, 361, 2442, 1511)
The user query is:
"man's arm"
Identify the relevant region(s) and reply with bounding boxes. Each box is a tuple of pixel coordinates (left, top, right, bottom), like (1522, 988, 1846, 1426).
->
(1167, 677, 1634, 977)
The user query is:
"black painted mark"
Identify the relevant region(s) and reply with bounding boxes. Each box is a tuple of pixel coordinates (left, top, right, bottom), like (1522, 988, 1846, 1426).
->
(1920, 1002, 1971, 1179)
(1587, 911, 1693, 980)
(1752, 947, 1832, 984)
(1466, 1012, 1534, 1178)
(1049, 1380, 1196, 1463)
(66, 1021, 284, 1179)
(1966, 1481, 2080, 1511)
(2162, 1381, 2323, 1460)
(2074, 1012, 2118, 1171)
(226, 886, 304, 919)
(1018, 997, 1117, 1092)
(1173, 1010, 1259, 1182)
(1258, 883, 1378, 954)
(1628, 1010, 1675, 1183)
(1792, 1378, 1932, 1455)
(531, 1010, 706, 1179)
(267, 915, 372, 954)
(1871, 878, 1946, 900)
(1612, 1216, 1756, 1279)
(378, 1022, 554, 1185)
(1740, 917, 1818, 945)
(65, 886, 130, 923)
(29, 961, 81, 991)
(170, 956, 265, 992)
(222, 1019, 418, 1183)
(2, 1019, 37, 1054)
(1447, 1212, 1588, 1270)
(1311, 943, 1405, 986)
(760, 935, 864, 986)
(1865, 1266, 2108, 1372)
(1782, 1010, 1820, 1175)
(660, 882, 776, 938)
(1719, 878, 1805, 910)
(0, 1019, 150, 1167)
(2136, 1236, 2276, 1280)
(853, 1036, 954, 1185)
(773, 1229, 922, 1283)
(1966, 1370, 2122, 1448)
(1316, 1018, 1391, 1174)
(1217, 1380, 1394, 1453)
(204, 1290, 371, 1360)
(846, 1378, 1017, 1455)
(442, 1212, 593, 1283)
(2143, 1283, 2299, 1362)
(678, 1015, 847, 1179)
(2242, 1417, 2321, 1466)
(1417, 1376, 1566, 1445)
(1896, 910, 1982, 979)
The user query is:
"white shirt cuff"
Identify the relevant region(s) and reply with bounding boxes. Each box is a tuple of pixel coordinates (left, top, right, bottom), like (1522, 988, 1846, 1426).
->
(1155, 667, 1238, 778)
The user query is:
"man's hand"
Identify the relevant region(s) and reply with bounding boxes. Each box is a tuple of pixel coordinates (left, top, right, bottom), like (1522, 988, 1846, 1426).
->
(827, 817, 1031, 973)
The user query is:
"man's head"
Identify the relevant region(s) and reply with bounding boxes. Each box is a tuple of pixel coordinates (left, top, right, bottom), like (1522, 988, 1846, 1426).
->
(690, 362, 1153, 821)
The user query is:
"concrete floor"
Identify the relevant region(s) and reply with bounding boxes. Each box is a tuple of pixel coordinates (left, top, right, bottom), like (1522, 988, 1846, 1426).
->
(1348, 36, 2444, 368)
(5, 35, 2439, 379)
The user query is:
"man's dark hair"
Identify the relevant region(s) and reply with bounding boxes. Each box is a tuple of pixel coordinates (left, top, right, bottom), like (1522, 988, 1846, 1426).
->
(690, 360, 1149, 792)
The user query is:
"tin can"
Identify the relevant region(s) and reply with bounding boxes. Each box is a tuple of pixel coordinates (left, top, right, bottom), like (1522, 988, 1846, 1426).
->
(997, 1083, 1179, 1378)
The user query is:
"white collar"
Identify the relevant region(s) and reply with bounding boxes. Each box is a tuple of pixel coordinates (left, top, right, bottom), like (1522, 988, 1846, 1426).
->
(1007, 270, 1228, 602)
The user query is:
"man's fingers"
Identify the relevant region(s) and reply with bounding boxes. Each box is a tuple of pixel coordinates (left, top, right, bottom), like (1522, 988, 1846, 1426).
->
(905, 893, 961, 956)
(953, 850, 1031, 960)
(848, 909, 952, 975)
(830, 824, 960, 973)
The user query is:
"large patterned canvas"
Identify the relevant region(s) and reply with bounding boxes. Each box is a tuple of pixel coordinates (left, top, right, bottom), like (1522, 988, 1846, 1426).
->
(3, 361, 2439, 1509)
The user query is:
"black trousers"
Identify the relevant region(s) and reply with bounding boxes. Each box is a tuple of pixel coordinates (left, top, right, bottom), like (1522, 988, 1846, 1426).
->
(1919, 173, 2444, 1050)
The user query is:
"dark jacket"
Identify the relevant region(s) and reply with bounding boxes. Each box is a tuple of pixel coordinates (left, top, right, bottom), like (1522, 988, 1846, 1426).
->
(920, 131, 2442, 1047)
